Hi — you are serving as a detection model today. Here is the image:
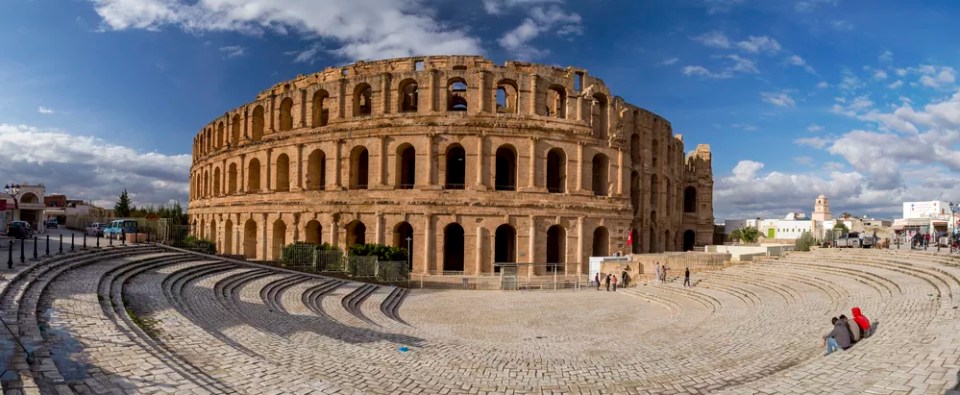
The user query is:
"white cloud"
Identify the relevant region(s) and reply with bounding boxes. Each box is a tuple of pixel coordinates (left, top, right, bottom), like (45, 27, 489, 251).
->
(37, 106, 54, 114)
(497, 5, 582, 59)
(794, 156, 815, 166)
(816, 81, 829, 89)
(693, 31, 731, 49)
(736, 36, 781, 54)
(795, 136, 829, 148)
(794, 0, 837, 12)
(0, 123, 189, 208)
(704, 0, 745, 14)
(218, 45, 245, 59)
(807, 124, 824, 132)
(661, 57, 679, 66)
(879, 50, 894, 63)
(829, 19, 854, 31)
(725, 54, 758, 74)
(682, 65, 731, 79)
(831, 95, 874, 117)
(888, 80, 903, 89)
(481, 0, 560, 14)
(786, 55, 815, 73)
(761, 91, 796, 107)
(873, 70, 888, 80)
(89, 0, 484, 61)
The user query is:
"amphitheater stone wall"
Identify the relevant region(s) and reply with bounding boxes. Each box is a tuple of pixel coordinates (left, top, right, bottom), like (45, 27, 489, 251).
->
(188, 55, 714, 275)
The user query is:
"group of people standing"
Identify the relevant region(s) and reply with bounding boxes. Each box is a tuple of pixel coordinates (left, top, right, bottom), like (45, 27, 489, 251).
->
(823, 307, 875, 355)
(595, 271, 629, 291)
(655, 262, 692, 287)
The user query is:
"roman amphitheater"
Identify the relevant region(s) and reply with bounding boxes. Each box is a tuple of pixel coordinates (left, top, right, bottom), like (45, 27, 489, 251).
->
(186, 56, 714, 275)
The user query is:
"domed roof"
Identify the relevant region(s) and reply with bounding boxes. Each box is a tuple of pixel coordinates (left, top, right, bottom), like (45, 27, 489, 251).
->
(818, 194, 827, 199)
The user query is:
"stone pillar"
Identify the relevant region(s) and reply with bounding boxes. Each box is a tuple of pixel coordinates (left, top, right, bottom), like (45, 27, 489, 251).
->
(429, 69, 439, 112)
(425, 135, 435, 188)
(375, 212, 384, 244)
(334, 140, 343, 189)
(478, 70, 490, 114)
(379, 136, 388, 188)
(381, 73, 390, 114)
(338, 79, 347, 119)
(528, 216, 536, 276)
(260, 212, 269, 261)
(577, 216, 585, 275)
(266, 148, 273, 192)
(475, 226, 484, 274)
(299, 89, 307, 127)
(221, 159, 227, 197)
(423, 214, 433, 272)
(269, 95, 276, 132)
(330, 218, 340, 249)
(527, 137, 537, 189)
(293, 213, 301, 242)
(576, 143, 584, 192)
(529, 74, 539, 115)
(475, 135, 486, 190)
(239, 154, 246, 193)
(296, 144, 304, 191)
(617, 148, 624, 196)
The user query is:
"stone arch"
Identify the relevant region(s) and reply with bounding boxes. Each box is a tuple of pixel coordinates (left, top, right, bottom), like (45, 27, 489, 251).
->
(224, 219, 234, 255)
(546, 225, 565, 271)
(228, 163, 238, 194)
(495, 144, 517, 191)
(213, 167, 221, 196)
(396, 143, 416, 189)
(495, 224, 517, 265)
(305, 220, 322, 244)
(631, 133, 641, 166)
(393, 222, 415, 268)
(279, 97, 294, 131)
(631, 170, 641, 215)
(272, 219, 286, 261)
(496, 79, 518, 114)
(217, 122, 225, 148)
(684, 186, 697, 213)
(251, 105, 265, 141)
(546, 85, 566, 118)
(209, 219, 217, 252)
(546, 148, 566, 193)
(243, 219, 257, 259)
(19, 192, 39, 204)
(683, 229, 696, 252)
(399, 79, 419, 112)
(202, 170, 209, 197)
(307, 149, 326, 190)
(345, 220, 366, 247)
(443, 223, 465, 272)
(349, 145, 369, 189)
(445, 144, 466, 189)
(447, 78, 468, 111)
(206, 128, 212, 151)
(591, 153, 609, 196)
(312, 90, 329, 127)
(231, 114, 241, 145)
(353, 83, 372, 116)
(592, 226, 609, 257)
(592, 93, 608, 140)
(275, 154, 290, 192)
(247, 158, 261, 192)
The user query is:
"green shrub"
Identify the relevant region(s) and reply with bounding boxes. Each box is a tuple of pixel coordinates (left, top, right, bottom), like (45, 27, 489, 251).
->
(181, 236, 216, 254)
(347, 243, 408, 261)
(795, 231, 816, 252)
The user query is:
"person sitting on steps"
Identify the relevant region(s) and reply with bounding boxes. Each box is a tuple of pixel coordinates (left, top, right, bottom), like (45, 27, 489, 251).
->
(823, 316, 852, 355)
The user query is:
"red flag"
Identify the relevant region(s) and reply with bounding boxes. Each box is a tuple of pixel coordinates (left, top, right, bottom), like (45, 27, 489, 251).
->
(626, 229, 633, 246)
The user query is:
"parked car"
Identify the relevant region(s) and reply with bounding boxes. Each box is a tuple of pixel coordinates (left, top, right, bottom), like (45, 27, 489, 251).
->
(85, 222, 107, 237)
(834, 232, 876, 248)
(45, 219, 58, 229)
(7, 221, 33, 239)
(103, 219, 138, 240)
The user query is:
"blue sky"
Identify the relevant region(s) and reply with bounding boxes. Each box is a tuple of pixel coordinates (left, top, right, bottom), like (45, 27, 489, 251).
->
(1, 0, 958, 220)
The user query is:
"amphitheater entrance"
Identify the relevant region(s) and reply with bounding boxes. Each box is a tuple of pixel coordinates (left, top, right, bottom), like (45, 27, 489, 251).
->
(546, 225, 565, 272)
(305, 220, 322, 244)
(683, 230, 696, 251)
(223, 219, 233, 255)
(243, 220, 257, 259)
(443, 223, 464, 272)
(393, 222, 414, 269)
(593, 226, 609, 256)
(495, 146, 517, 191)
(592, 154, 608, 196)
(546, 148, 565, 193)
(397, 144, 416, 189)
(272, 220, 286, 261)
(445, 145, 466, 189)
(495, 224, 516, 272)
(345, 220, 366, 248)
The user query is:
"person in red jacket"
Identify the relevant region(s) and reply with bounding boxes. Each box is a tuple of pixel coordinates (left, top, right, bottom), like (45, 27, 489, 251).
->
(852, 307, 872, 338)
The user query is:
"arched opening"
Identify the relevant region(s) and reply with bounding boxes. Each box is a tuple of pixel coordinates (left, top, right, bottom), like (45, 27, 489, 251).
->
(683, 230, 696, 252)
(591, 153, 609, 196)
(592, 226, 609, 257)
(247, 158, 261, 192)
(393, 222, 414, 269)
(209, 220, 217, 253)
(243, 219, 257, 259)
(652, 139, 659, 168)
(445, 145, 466, 189)
(631, 171, 641, 215)
(631, 133, 641, 166)
(396, 144, 416, 189)
(631, 227, 641, 254)
(592, 93, 608, 140)
(19, 192, 38, 204)
(546, 225, 565, 272)
(228, 163, 238, 194)
(399, 79, 419, 112)
(307, 149, 326, 190)
(279, 97, 294, 131)
(684, 186, 697, 213)
(648, 225, 656, 253)
(224, 219, 233, 255)
(650, 174, 659, 207)
(272, 220, 286, 261)
(496, 80, 518, 114)
(495, 145, 517, 191)
(495, 224, 516, 268)
(305, 220, 322, 244)
(312, 90, 329, 127)
(353, 83, 372, 116)
(447, 78, 468, 111)
(213, 167, 221, 196)
(665, 230, 671, 252)
(231, 114, 240, 145)
(275, 154, 290, 192)
(349, 146, 369, 189)
(206, 129, 212, 151)
(345, 220, 366, 247)
(546, 148, 565, 193)
(202, 170, 209, 197)
(217, 122, 225, 148)
(251, 105, 264, 141)
(199, 218, 205, 239)
(443, 223, 465, 272)
(546, 86, 566, 118)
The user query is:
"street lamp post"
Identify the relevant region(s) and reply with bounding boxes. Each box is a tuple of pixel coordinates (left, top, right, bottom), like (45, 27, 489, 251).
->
(2, 184, 21, 232)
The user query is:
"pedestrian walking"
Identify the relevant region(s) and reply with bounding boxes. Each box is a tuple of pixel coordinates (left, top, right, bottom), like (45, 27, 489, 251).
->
(604, 274, 611, 291)
(611, 274, 618, 292)
(662, 265, 669, 283)
(595, 272, 601, 290)
(683, 267, 691, 287)
(655, 262, 661, 285)
(621, 270, 628, 288)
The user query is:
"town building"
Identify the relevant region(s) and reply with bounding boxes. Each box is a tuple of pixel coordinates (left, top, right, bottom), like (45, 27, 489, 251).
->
(1, 183, 47, 233)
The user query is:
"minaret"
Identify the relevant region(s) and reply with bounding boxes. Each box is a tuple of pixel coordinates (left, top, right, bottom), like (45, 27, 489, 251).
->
(812, 194, 832, 221)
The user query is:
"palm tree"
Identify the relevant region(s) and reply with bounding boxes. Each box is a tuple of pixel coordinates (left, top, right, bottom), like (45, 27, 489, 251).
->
(730, 226, 760, 243)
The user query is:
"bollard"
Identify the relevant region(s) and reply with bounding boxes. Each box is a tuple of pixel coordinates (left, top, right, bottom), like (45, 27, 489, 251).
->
(71, 234, 75, 252)
(97, 234, 101, 248)
(83, 233, 87, 250)
(20, 239, 25, 264)
(109, 234, 113, 247)
(32, 237, 38, 261)
(121, 231, 126, 246)
(58, 234, 63, 254)
(7, 240, 13, 269)
(45, 235, 50, 256)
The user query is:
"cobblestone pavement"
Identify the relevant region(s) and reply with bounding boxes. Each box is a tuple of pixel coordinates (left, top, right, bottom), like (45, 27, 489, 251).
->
(2, 245, 960, 394)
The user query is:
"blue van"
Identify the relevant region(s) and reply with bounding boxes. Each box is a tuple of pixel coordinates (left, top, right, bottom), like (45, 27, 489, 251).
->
(103, 219, 138, 240)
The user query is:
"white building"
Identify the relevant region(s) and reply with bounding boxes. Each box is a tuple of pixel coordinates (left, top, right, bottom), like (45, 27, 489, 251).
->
(724, 195, 856, 242)
(1, 183, 47, 234)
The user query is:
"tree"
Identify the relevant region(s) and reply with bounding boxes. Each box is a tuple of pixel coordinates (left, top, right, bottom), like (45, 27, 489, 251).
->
(833, 222, 849, 234)
(841, 212, 853, 219)
(730, 226, 760, 243)
(795, 231, 816, 251)
(115, 189, 133, 217)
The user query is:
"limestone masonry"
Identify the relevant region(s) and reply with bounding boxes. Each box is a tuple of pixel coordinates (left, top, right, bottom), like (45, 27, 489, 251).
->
(188, 55, 714, 275)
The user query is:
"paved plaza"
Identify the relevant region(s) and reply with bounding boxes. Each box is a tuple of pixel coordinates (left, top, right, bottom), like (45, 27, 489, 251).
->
(1, 245, 960, 394)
